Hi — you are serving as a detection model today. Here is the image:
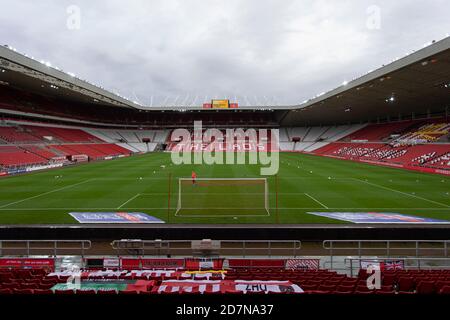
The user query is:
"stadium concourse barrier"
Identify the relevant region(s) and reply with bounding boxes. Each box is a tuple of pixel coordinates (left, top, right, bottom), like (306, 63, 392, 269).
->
(323, 240, 450, 269)
(111, 239, 302, 257)
(0, 240, 91, 257)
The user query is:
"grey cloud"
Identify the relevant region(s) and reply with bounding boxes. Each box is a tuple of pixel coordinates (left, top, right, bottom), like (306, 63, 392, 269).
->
(0, 0, 448, 106)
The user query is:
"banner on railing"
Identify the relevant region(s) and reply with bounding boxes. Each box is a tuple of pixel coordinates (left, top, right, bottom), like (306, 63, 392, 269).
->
(361, 259, 405, 271)
(52, 279, 155, 292)
(121, 258, 184, 269)
(0, 258, 55, 270)
(185, 258, 224, 270)
(156, 279, 303, 293)
(228, 259, 285, 268)
(285, 259, 320, 270)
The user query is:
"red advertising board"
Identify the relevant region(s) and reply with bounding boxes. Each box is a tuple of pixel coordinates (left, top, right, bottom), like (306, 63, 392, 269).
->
(121, 258, 184, 269)
(0, 258, 55, 270)
(228, 259, 285, 268)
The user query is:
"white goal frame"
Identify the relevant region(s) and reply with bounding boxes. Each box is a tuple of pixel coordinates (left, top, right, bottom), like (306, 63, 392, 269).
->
(176, 178, 269, 216)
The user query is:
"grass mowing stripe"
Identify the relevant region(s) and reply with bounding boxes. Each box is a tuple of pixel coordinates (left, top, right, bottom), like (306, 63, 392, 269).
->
(353, 178, 450, 208)
(0, 179, 94, 209)
(0, 152, 449, 224)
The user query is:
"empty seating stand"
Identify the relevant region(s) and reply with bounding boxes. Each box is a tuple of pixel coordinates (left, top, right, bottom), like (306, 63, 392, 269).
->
(1, 267, 450, 295)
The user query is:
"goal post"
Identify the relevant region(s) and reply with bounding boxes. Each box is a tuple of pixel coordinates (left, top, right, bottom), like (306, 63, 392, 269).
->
(175, 178, 269, 216)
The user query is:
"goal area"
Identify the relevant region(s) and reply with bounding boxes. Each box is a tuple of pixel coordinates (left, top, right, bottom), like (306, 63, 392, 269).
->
(175, 178, 269, 217)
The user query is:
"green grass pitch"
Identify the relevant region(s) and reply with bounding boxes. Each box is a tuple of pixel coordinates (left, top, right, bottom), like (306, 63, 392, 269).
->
(0, 152, 449, 224)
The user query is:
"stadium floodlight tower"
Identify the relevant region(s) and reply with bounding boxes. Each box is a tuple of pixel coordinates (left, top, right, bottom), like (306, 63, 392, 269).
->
(175, 178, 269, 217)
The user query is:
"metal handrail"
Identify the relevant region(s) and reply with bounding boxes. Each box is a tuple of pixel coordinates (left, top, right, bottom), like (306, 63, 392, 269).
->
(343, 257, 450, 277)
(111, 239, 302, 257)
(323, 240, 450, 254)
(0, 240, 92, 257)
(323, 240, 450, 270)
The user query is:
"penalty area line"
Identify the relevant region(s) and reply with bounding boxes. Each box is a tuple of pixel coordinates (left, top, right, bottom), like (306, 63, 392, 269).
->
(117, 193, 142, 209)
(0, 179, 94, 209)
(304, 193, 329, 209)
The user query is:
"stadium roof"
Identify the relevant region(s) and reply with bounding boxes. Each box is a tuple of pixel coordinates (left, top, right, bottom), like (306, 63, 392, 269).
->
(0, 45, 141, 109)
(280, 36, 450, 125)
(0, 37, 449, 126)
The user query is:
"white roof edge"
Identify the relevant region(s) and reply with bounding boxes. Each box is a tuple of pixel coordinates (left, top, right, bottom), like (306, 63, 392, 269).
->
(1, 36, 448, 111)
(288, 36, 450, 111)
(0, 45, 141, 109)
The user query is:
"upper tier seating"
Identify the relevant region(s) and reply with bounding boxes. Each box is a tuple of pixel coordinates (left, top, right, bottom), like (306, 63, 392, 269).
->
(393, 122, 450, 144)
(23, 126, 103, 143)
(0, 127, 42, 143)
(343, 122, 416, 142)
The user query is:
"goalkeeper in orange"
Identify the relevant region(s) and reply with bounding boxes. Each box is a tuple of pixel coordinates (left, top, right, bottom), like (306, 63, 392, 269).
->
(191, 171, 197, 186)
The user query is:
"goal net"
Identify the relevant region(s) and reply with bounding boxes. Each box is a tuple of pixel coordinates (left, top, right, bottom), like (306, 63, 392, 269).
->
(176, 178, 269, 216)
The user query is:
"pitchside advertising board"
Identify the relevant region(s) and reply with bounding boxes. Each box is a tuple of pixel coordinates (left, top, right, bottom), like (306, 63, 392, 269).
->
(307, 212, 450, 224)
(69, 212, 165, 223)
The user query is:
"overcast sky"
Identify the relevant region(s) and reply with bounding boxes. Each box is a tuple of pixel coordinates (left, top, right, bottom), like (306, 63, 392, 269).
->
(0, 0, 449, 107)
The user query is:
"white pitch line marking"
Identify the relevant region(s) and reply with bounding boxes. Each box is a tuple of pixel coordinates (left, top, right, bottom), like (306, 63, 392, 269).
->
(304, 193, 329, 209)
(117, 193, 142, 209)
(0, 208, 450, 211)
(353, 178, 450, 208)
(0, 179, 94, 209)
(140, 192, 315, 196)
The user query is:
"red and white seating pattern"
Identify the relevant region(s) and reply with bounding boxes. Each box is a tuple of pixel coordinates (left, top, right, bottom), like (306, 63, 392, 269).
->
(0, 123, 134, 168)
(428, 152, 450, 169)
(1, 267, 450, 295)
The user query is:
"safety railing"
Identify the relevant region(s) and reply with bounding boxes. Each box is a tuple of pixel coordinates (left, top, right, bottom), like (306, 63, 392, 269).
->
(111, 239, 302, 257)
(323, 240, 450, 270)
(344, 257, 450, 277)
(0, 240, 92, 257)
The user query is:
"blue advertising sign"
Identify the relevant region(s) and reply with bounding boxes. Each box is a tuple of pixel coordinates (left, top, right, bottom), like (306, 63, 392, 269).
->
(307, 212, 450, 224)
(69, 212, 165, 224)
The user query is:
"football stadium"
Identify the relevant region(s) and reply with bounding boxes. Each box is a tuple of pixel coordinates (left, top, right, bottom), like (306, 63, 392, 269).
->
(0, 1, 449, 312)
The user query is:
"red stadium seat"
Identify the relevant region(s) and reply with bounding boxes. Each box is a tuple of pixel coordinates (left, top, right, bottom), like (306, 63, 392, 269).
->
(33, 289, 54, 295)
(416, 281, 436, 294)
(382, 274, 396, 286)
(54, 289, 75, 295)
(439, 286, 450, 294)
(398, 277, 415, 292)
(119, 290, 139, 295)
(0, 288, 13, 295)
(97, 290, 118, 295)
(76, 289, 97, 295)
(13, 289, 34, 294)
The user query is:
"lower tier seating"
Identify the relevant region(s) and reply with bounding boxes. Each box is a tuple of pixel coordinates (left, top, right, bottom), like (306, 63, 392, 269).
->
(1, 268, 449, 295)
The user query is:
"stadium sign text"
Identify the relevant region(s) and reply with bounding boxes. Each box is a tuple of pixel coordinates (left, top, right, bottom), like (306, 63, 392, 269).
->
(170, 121, 279, 175)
